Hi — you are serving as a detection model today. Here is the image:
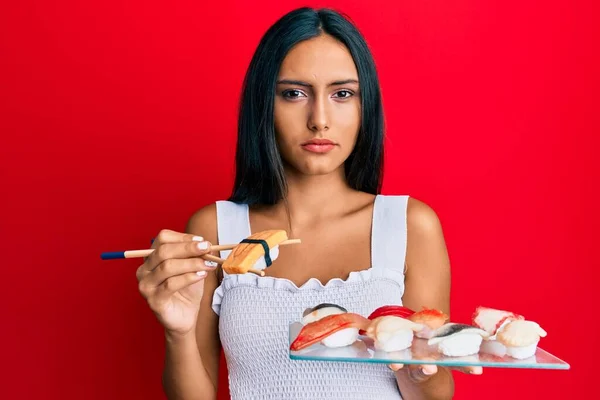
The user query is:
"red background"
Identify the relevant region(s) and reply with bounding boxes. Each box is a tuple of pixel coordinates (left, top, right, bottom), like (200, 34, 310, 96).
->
(1, 0, 598, 398)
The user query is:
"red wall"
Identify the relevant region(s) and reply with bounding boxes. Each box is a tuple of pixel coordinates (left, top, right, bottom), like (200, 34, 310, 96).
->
(1, 1, 597, 398)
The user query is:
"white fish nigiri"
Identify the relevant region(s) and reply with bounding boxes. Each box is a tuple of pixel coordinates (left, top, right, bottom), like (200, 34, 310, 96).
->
(428, 323, 490, 357)
(366, 316, 424, 352)
(302, 303, 347, 324)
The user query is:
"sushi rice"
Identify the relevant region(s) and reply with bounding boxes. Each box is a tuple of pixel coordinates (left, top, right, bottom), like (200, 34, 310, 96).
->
(322, 328, 360, 348)
(505, 340, 539, 359)
(252, 245, 279, 271)
(373, 330, 414, 352)
(480, 340, 507, 357)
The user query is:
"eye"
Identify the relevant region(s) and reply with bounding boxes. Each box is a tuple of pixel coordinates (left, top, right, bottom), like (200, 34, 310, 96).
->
(333, 90, 354, 99)
(282, 89, 307, 99)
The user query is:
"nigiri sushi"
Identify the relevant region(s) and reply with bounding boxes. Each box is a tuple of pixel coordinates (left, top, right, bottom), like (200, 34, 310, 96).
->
(359, 305, 415, 335)
(365, 316, 424, 352)
(427, 323, 490, 357)
(407, 307, 449, 339)
(367, 305, 415, 320)
(290, 312, 370, 351)
(496, 320, 547, 359)
(222, 230, 291, 275)
(301, 303, 356, 347)
(302, 303, 347, 324)
(479, 339, 508, 357)
(252, 245, 279, 271)
(472, 306, 524, 337)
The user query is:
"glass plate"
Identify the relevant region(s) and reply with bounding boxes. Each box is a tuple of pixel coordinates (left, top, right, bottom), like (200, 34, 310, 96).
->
(288, 322, 570, 370)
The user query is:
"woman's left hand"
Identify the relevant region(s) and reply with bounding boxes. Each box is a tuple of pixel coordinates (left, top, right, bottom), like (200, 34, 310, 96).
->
(389, 363, 482, 383)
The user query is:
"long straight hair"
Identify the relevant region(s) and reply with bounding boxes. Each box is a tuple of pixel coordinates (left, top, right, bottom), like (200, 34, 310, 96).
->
(228, 7, 385, 205)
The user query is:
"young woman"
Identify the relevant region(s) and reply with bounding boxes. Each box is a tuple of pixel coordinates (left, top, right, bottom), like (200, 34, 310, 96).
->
(136, 7, 480, 400)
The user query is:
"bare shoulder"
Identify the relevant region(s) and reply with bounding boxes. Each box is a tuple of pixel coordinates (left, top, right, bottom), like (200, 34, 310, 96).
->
(403, 197, 451, 314)
(406, 197, 443, 237)
(186, 202, 218, 244)
(405, 196, 449, 274)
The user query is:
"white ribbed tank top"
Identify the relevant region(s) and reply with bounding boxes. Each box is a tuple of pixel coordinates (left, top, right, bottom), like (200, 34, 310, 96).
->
(212, 194, 409, 399)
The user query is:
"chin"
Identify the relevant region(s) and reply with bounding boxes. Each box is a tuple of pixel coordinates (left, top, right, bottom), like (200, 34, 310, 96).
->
(303, 168, 337, 176)
(283, 151, 348, 176)
(296, 161, 342, 176)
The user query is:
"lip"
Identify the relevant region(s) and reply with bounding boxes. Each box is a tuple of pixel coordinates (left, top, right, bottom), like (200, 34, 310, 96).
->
(302, 138, 336, 145)
(301, 139, 337, 154)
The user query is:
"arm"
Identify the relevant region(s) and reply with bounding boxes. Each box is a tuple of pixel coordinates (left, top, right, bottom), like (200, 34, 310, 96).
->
(394, 198, 455, 400)
(162, 204, 222, 400)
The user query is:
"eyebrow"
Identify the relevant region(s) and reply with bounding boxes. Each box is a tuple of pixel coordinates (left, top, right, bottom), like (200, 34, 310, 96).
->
(276, 79, 359, 87)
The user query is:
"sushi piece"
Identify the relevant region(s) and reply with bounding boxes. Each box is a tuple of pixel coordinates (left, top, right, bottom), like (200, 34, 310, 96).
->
(290, 313, 370, 351)
(472, 306, 528, 357)
(407, 307, 449, 339)
(302, 303, 348, 324)
(472, 306, 524, 337)
(222, 230, 292, 276)
(252, 245, 279, 270)
(427, 323, 490, 357)
(365, 316, 424, 352)
(496, 320, 547, 359)
(367, 305, 415, 320)
(301, 303, 357, 348)
(479, 339, 508, 357)
(359, 305, 415, 335)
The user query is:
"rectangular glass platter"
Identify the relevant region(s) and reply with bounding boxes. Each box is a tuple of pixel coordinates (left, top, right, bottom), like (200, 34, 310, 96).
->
(288, 323, 570, 370)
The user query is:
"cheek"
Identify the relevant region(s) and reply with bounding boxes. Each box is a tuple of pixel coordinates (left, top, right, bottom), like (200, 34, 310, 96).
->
(274, 101, 306, 146)
(334, 101, 361, 145)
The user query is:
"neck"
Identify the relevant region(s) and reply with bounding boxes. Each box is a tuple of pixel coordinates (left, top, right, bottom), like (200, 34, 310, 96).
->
(273, 165, 356, 227)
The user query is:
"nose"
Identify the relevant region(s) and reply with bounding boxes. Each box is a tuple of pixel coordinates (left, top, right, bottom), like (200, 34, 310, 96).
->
(307, 95, 329, 133)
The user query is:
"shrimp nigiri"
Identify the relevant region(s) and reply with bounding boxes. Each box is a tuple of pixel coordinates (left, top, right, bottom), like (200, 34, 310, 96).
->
(300, 303, 358, 347)
(290, 313, 370, 351)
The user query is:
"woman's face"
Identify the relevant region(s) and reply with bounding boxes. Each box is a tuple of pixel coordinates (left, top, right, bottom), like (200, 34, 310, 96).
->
(274, 34, 361, 176)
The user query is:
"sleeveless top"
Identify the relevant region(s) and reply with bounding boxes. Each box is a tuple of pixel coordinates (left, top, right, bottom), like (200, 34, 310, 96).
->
(212, 194, 409, 400)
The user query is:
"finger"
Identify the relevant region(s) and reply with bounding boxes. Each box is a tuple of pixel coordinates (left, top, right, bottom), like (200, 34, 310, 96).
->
(149, 257, 217, 287)
(389, 364, 403, 371)
(407, 364, 437, 383)
(145, 237, 159, 262)
(154, 271, 208, 300)
(152, 229, 204, 248)
(145, 240, 212, 272)
(139, 230, 204, 277)
(455, 366, 482, 375)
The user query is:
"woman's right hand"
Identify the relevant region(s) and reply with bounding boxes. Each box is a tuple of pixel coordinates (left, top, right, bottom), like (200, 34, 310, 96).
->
(136, 229, 217, 337)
